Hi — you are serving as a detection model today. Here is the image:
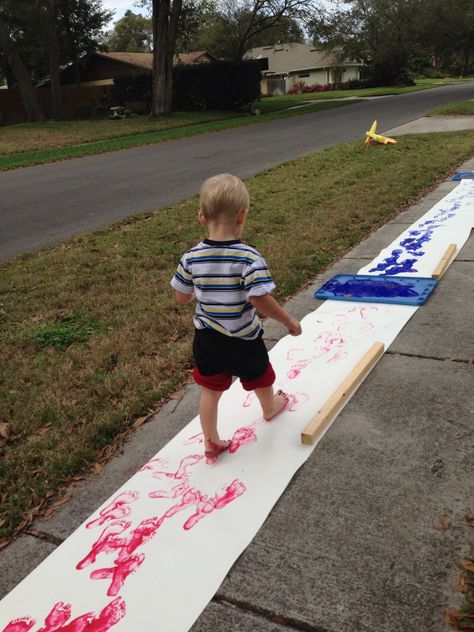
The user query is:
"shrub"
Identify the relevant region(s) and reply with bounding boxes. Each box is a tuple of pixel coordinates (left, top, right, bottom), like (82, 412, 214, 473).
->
(112, 72, 152, 109)
(112, 60, 261, 112)
(174, 59, 261, 110)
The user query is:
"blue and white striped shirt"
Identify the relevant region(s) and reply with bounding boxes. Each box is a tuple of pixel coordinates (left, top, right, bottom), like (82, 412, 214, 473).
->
(171, 239, 276, 339)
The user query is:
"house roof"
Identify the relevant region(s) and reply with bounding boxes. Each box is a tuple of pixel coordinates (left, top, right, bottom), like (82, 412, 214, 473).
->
(96, 50, 217, 70)
(244, 43, 362, 75)
(97, 52, 153, 70)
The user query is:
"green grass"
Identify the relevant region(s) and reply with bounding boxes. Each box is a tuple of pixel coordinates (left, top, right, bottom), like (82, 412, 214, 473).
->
(2, 76, 469, 171)
(427, 99, 474, 116)
(0, 100, 355, 171)
(1, 130, 474, 541)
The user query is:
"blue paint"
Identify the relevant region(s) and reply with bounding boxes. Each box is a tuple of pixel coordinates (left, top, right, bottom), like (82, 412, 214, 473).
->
(323, 278, 418, 298)
(314, 274, 438, 305)
(368, 249, 419, 275)
(399, 228, 434, 255)
(367, 193, 464, 275)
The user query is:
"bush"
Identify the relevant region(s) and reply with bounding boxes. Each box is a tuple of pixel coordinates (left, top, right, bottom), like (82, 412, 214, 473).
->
(112, 60, 261, 112)
(287, 78, 374, 95)
(112, 72, 152, 109)
(173, 60, 261, 110)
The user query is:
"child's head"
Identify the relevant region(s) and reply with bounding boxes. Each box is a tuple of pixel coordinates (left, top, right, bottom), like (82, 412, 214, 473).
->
(199, 174, 249, 225)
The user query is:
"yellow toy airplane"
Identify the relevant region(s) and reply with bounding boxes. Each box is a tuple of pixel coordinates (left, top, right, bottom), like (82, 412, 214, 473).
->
(365, 120, 397, 146)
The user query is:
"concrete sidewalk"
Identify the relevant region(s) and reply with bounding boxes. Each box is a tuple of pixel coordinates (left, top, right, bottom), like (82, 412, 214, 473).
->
(386, 115, 474, 135)
(1, 161, 473, 631)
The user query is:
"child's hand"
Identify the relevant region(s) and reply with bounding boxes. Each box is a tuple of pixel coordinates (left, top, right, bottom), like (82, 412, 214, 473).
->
(286, 316, 302, 336)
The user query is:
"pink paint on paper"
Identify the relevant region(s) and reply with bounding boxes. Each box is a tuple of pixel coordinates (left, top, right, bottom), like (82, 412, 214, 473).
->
(183, 480, 246, 530)
(3, 619, 36, 632)
(348, 305, 379, 320)
(327, 351, 349, 364)
(181, 495, 214, 530)
(91, 554, 145, 597)
(150, 454, 203, 480)
(76, 521, 130, 570)
(116, 516, 164, 562)
(286, 348, 305, 361)
(4, 599, 125, 632)
(37, 602, 71, 631)
(286, 360, 311, 380)
(229, 425, 257, 453)
(287, 392, 309, 412)
(183, 432, 203, 446)
(162, 489, 201, 520)
(242, 391, 256, 408)
(86, 491, 139, 529)
(148, 480, 189, 500)
(139, 457, 168, 473)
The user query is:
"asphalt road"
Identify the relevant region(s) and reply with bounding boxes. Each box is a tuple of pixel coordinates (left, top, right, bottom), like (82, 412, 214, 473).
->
(1, 80, 473, 261)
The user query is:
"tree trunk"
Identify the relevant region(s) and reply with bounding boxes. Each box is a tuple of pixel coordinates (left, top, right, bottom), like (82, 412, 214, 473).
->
(461, 42, 471, 77)
(62, 0, 81, 86)
(49, 0, 63, 120)
(151, 0, 182, 117)
(0, 16, 44, 122)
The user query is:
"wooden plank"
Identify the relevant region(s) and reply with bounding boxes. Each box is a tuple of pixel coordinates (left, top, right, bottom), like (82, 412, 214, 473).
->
(431, 244, 457, 280)
(301, 341, 385, 445)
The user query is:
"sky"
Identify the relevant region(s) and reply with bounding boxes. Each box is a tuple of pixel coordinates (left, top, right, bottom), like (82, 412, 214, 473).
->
(102, 1, 148, 27)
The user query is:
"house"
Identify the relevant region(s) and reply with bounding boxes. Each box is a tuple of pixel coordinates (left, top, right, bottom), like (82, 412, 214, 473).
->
(66, 50, 218, 86)
(244, 43, 363, 95)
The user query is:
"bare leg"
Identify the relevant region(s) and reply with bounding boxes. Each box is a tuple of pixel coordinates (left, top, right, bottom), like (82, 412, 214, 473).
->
(254, 387, 288, 421)
(199, 387, 227, 446)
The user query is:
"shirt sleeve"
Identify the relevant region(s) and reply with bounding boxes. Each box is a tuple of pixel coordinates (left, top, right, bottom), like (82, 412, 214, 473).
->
(170, 254, 194, 294)
(242, 254, 276, 299)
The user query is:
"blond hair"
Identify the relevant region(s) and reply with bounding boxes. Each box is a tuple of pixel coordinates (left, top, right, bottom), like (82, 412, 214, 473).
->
(199, 174, 249, 222)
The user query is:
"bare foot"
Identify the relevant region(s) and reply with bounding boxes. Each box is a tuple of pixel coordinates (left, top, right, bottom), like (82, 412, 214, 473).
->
(204, 438, 231, 458)
(263, 390, 289, 421)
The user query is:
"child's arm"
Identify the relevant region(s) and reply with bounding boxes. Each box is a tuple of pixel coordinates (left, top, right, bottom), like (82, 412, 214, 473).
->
(249, 294, 302, 336)
(175, 290, 194, 305)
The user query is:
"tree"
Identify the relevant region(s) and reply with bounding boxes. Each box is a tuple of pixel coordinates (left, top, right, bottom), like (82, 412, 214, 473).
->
(106, 10, 153, 52)
(308, 0, 422, 86)
(419, 0, 474, 76)
(216, 0, 312, 60)
(0, 10, 44, 121)
(151, 0, 183, 116)
(49, 0, 63, 119)
(59, 0, 113, 85)
(191, 9, 304, 58)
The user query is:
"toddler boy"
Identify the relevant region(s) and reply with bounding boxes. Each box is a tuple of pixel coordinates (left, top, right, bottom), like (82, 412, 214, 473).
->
(171, 174, 302, 459)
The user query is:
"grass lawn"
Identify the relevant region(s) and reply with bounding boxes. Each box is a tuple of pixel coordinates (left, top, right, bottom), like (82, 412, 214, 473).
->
(1, 130, 474, 543)
(427, 99, 474, 116)
(0, 111, 241, 155)
(2, 77, 471, 171)
(0, 99, 354, 171)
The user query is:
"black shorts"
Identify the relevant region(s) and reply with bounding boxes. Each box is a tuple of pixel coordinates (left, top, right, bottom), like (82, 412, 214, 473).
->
(192, 328, 274, 391)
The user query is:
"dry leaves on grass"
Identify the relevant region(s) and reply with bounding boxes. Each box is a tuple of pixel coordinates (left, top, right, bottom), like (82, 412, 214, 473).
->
(460, 558, 474, 573)
(433, 514, 450, 532)
(0, 422, 12, 439)
(443, 609, 474, 630)
(461, 515, 474, 529)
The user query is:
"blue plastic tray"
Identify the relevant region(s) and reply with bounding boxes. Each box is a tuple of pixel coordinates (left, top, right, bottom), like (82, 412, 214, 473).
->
(452, 171, 474, 181)
(314, 274, 438, 305)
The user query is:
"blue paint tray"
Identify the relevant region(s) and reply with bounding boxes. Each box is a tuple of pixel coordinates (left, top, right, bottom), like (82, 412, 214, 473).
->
(314, 274, 438, 305)
(452, 171, 474, 181)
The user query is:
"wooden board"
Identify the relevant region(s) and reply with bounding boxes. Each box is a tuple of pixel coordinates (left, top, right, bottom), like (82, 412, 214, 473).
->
(301, 342, 385, 445)
(431, 244, 457, 280)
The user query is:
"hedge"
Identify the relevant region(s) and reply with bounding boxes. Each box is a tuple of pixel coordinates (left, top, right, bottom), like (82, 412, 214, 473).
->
(112, 59, 261, 111)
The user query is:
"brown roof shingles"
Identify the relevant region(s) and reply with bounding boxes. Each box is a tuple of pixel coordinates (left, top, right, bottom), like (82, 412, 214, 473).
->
(97, 50, 217, 70)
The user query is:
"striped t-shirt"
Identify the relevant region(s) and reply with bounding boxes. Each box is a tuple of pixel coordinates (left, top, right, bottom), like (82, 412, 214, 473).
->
(171, 239, 276, 340)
